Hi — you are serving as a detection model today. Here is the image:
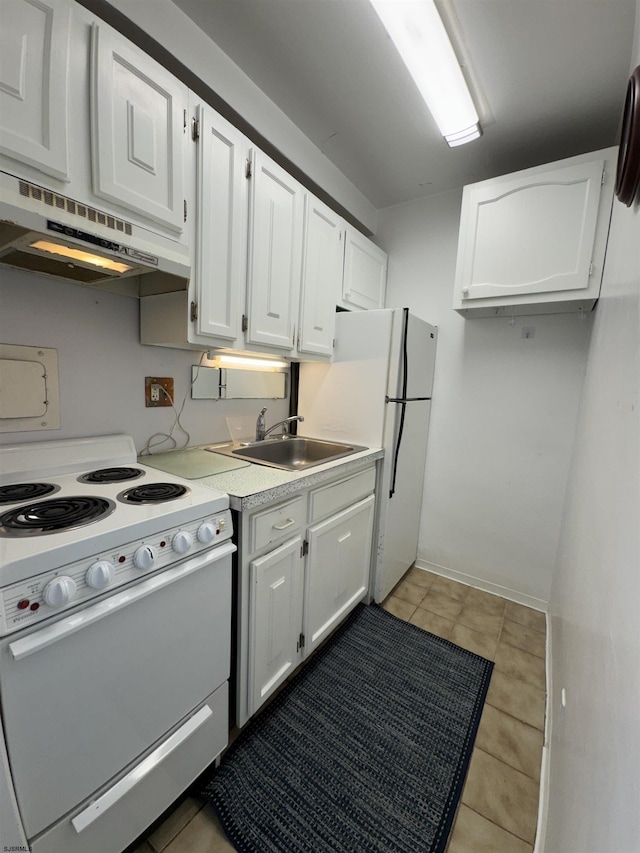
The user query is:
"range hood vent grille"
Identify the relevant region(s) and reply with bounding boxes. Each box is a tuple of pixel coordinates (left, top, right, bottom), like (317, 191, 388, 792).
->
(18, 180, 133, 236)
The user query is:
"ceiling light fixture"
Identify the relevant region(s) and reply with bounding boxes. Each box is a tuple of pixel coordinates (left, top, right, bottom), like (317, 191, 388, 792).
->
(369, 0, 481, 147)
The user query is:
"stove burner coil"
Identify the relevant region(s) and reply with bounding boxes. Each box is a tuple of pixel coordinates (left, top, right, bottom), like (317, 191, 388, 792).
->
(0, 496, 115, 537)
(0, 483, 59, 505)
(118, 483, 189, 504)
(78, 467, 145, 484)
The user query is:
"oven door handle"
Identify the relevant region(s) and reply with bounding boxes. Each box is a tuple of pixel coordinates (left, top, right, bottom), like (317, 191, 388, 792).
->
(71, 703, 214, 833)
(9, 541, 236, 661)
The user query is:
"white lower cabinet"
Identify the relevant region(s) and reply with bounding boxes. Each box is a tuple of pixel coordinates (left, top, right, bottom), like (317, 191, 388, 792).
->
(237, 464, 377, 726)
(249, 536, 304, 713)
(305, 495, 375, 655)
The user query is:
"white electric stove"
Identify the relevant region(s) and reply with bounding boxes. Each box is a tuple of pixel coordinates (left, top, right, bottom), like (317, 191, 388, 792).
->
(0, 435, 235, 853)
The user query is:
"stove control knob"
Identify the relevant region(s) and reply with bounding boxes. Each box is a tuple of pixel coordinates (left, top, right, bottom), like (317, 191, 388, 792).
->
(86, 560, 114, 589)
(172, 530, 193, 554)
(43, 576, 77, 607)
(133, 545, 157, 570)
(197, 522, 216, 544)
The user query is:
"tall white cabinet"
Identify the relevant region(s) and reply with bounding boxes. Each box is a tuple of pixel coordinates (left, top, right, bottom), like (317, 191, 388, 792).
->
(245, 150, 303, 351)
(298, 195, 344, 357)
(192, 104, 248, 345)
(453, 147, 618, 317)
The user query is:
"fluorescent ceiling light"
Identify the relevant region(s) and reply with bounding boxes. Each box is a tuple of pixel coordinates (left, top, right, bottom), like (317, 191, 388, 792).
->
(28, 240, 134, 273)
(210, 354, 288, 371)
(369, 0, 481, 147)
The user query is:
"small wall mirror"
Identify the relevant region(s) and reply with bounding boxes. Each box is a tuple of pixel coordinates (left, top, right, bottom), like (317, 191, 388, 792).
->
(191, 366, 287, 400)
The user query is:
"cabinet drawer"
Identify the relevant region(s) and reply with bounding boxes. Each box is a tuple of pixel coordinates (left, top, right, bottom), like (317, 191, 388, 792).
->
(308, 467, 375, 524)
(250, 496, 305, 553)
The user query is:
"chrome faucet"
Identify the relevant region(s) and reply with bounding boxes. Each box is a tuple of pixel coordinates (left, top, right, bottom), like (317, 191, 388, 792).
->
(255, 407, 304, 441)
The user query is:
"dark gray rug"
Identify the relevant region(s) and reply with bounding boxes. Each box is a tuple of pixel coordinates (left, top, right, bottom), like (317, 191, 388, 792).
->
(201, 603, 493, 853)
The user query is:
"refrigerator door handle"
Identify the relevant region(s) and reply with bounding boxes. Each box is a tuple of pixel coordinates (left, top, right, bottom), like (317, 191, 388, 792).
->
(386, 396, 432, 403)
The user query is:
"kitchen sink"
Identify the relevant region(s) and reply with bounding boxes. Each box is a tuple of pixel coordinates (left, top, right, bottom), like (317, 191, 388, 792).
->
(207, 436, 367, 471)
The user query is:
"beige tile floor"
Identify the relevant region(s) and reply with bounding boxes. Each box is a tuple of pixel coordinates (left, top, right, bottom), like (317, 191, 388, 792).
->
(131, 567, 547, 853)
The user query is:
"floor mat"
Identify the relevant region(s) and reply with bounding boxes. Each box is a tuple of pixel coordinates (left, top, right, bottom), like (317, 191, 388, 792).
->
(200, 603, 493, 853)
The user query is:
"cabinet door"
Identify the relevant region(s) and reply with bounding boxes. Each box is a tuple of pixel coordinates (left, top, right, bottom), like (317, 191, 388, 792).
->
(304, 494, 374, 655)
(246, 149, 302, 350)
(341, 226, 387, 311)
(249, 536, 304, 715)
(194, 104, 247, 342)
(297, 195, 343, 357)
(90, 23, 187, 234)
(455, 156, 608, 307)
(0, 0, 70, 181)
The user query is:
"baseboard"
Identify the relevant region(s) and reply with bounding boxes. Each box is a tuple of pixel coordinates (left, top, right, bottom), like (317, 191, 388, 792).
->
(413, 559, 548, 612)
(533, 610, 553, 853)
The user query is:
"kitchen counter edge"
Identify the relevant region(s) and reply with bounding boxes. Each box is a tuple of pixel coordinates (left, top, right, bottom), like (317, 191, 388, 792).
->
(198, 447, 384, 511)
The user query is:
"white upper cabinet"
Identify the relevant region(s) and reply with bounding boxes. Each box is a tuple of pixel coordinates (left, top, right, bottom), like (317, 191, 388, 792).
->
(193, 103, 247, 343)
(90, 22, 188, 235)
(297, 195, 343, 357)
(453, 147, 618, 317)
(340, 225, 387, 311)
(245, 149, 303, 351)
(0, 0, 70, 181)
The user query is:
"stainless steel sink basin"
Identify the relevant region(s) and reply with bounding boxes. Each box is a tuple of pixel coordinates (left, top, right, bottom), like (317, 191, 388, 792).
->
(207, 437, 367, 471)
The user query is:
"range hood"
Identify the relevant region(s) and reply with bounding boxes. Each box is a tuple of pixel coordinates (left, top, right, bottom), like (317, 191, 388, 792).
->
(0, 171, 190, 297)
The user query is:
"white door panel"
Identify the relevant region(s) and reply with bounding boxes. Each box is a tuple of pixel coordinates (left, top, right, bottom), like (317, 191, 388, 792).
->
(0, 554, 231, 837)
(305, 495, 374, 654)
(90, 23, 187, 233)
(249, 536, 303, 714)
(195, 103, 247, 342)
(0, 0, 70, 180)
(298, 195, 342, 357)
(246, 150, 301, 350)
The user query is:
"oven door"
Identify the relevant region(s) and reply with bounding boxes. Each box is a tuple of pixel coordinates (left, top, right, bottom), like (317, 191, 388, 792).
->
(0, 541, 234, 840)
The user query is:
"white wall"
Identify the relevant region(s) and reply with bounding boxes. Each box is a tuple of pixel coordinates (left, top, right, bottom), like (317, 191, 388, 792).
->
(543, 11, 640, 849)
(376, 191, 593, 605)
(0, 270, 289, 453)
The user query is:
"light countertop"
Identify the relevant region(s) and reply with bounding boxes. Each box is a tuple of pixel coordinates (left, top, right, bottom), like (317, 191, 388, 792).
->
(140, 445, 383, 511)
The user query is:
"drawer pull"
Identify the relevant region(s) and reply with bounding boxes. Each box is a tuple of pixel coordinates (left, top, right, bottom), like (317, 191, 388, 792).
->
(272, 518, 296, 530)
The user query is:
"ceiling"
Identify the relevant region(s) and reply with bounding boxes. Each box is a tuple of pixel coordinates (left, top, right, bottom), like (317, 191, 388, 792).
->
(171, 0, 636, 210)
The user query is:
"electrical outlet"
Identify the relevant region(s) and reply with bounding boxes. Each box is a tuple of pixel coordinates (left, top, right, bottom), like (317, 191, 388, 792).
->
(145, 377, 174, 408)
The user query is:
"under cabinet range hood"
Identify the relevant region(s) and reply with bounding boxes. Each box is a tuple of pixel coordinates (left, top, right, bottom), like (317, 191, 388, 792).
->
(0, 171, 190, 297)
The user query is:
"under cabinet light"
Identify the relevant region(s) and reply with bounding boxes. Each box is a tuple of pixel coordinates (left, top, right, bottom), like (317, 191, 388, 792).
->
(208, 354, 288, 371)
(369, 0, 481, 147)
(28, 240, 134, 274)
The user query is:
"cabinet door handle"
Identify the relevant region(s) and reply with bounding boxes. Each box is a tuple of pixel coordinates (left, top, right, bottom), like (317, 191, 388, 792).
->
(272, 518, 296, 530)
(71, 704, 213, 833)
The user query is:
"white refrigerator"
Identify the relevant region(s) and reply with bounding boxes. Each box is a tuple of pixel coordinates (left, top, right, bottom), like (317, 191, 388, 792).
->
(298, 308, 437, 602)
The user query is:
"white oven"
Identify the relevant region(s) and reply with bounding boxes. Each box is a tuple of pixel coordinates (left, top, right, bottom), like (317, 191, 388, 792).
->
(0, 435, 235, 853)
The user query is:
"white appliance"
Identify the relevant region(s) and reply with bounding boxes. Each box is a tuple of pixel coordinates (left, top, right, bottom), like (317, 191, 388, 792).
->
(299, 308, 437, 602)
(0, 170, 190, 291)
(0, 435, 234, 853)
